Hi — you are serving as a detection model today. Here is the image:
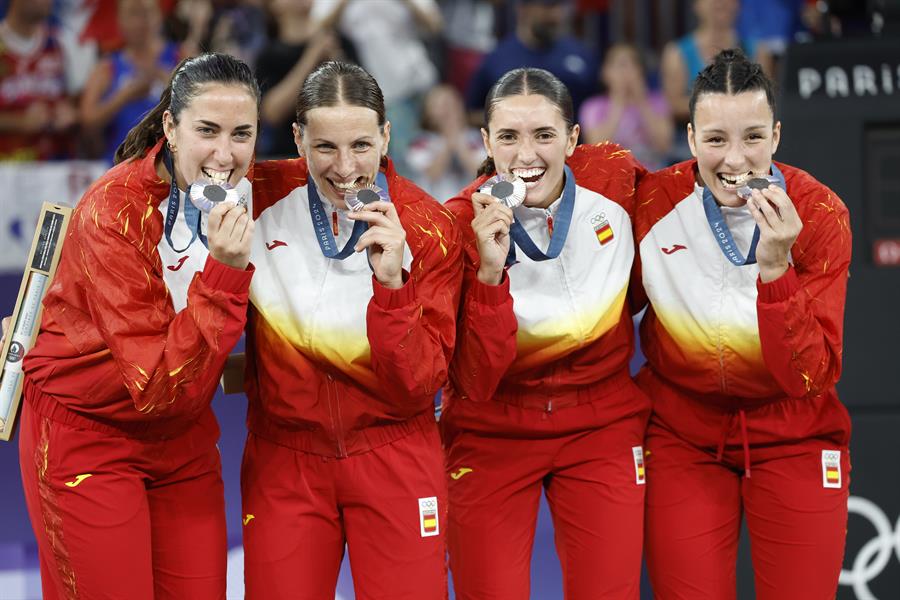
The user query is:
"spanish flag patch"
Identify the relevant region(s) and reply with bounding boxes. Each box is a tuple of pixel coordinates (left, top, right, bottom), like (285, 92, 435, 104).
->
(633, 446, 646, 485)
(418, 496, 439, 537)
(821, 450, 841, 489)
(594, 219, 614, 246)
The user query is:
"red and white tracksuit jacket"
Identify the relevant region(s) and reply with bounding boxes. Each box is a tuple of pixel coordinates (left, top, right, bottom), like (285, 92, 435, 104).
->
(25, 138, 252, 431)
(245, 156, 462, 455)
(443, 143, 648, 427)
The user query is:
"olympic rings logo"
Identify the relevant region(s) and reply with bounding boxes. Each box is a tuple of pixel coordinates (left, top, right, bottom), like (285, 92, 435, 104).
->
(590, 213, 607, 225)
(839, 495, 900, 600)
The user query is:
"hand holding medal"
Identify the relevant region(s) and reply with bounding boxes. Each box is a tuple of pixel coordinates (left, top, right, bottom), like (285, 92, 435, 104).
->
(203, 177, 253, 270)
(346, 182, 406, 289)
(744, 176, 802, 282)
(472, 173, 522, 285)
(736, 175, 781, 202)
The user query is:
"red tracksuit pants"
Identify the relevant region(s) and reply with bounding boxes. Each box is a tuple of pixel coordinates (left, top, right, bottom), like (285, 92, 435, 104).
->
(638, 369, 851, 600)
(443, 383, 649, 600)
(240, 420, 448, 600)
(18, 395, 227, 600)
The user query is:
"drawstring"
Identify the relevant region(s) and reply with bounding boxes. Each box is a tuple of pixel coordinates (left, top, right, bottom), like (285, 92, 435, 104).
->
(714, 409, 752, 479)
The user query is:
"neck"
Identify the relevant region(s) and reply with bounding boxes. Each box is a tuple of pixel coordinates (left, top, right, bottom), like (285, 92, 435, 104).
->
(531, 175, 565, 210)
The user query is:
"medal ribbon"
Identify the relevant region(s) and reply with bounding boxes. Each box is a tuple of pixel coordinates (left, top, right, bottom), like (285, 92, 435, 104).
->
(308, 170, 390, 260)
(701, 163, 785, 266)
(506, 164, 576, 266)
(162, 147, 206, 251)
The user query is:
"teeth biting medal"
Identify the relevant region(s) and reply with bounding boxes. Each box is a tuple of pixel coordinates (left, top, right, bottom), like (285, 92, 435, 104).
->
(480, 173, 526, 208)
(737, 175, 782, 200)
(189, 179, 246, 213)
(344, 183, 388, 212)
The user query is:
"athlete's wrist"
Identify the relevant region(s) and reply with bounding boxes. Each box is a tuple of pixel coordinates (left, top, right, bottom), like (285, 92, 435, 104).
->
(476, 266, 503, 286)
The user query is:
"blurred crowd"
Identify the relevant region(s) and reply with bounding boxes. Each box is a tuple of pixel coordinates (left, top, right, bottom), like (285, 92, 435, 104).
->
(0, 0, 881, 199)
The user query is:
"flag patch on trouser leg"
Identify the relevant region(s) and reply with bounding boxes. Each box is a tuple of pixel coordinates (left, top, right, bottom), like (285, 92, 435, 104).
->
(632, 446, 646, 485)
(419, 496, 439, 537)
(821, 450, 841, 488)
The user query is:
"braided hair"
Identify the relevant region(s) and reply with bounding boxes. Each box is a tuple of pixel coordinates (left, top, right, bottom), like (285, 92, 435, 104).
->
(688, 48, 776, 125)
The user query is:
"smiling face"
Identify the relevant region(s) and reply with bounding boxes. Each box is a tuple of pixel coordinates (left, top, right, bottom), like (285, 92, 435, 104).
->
(482, 93, 579, 209)
(163, 82, 258, 190)
(688, 89, 780, 207)
(294, 104, 390, 208)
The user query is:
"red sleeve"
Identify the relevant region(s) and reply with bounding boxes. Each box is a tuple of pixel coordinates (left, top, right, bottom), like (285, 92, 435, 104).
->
(366, 188, 464, 407)
(628, 246, 648, 316)
(756, 179, 851, 398)
(444, 187, 518, 402)
(630, 162, 695, 315)
(59, 184, 252, 417)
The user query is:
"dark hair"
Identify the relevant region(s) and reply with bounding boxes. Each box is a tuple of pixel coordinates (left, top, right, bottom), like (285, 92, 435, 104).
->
(477, 67, 575, 176)
(295, 61, 386, 131)
(689, 48, 776, 125)
(114, 53, 261, 164)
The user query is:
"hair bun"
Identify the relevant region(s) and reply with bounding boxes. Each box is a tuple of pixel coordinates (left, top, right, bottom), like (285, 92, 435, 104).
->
(716, 48, 748, 64)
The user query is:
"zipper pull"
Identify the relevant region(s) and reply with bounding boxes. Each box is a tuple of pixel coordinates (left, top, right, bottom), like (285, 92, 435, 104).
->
(546, 209, 554, 236)
(332, 210, 339, 236)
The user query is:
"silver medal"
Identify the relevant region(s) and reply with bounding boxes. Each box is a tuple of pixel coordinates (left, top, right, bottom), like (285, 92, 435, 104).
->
(479, 174, 526, 208)
(189, 180, 245, 213)
(345, 183, 388, 212)
(736, 175, 781, 201)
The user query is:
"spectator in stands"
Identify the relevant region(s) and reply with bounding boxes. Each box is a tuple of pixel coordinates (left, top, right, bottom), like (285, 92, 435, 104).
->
(465, 0, 597, 125)
(180, 0, 269, 67)
(580, 42, 672, 170)
(737, 0, 807, 60)
(310, 0, 443, 175)
(661, 0, 770, 159)
(79, 0, 181, 163)
(19, 53, 257, 599)
(439, 0, 499, 96)
(0, 0, 77, 160)
(255, 0, 354, 158)
(407, 84, 485, 201)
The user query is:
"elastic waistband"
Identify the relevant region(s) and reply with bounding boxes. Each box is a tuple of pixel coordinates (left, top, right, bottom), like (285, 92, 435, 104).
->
(248, 407, 437, 457)
(26, 378, 197, 441)
(493, 368, 634, 411)
(644, 368, 787, 412)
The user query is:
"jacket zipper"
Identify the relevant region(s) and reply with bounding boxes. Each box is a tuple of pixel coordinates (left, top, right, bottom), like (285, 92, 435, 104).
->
(326, 373, 348, 458)
(717, 261, 729, 395)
